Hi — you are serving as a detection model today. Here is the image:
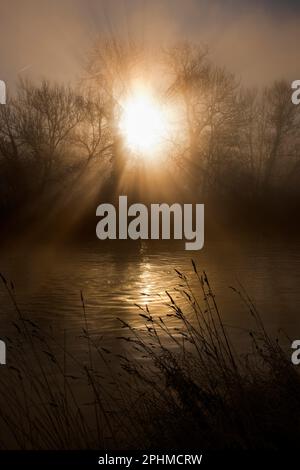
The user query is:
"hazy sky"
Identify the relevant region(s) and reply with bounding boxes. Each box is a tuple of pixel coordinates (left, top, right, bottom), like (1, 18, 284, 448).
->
(0, 0, 299, 88)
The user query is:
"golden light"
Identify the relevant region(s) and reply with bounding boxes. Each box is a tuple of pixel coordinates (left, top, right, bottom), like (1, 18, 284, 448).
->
(119, 86, 170, 159)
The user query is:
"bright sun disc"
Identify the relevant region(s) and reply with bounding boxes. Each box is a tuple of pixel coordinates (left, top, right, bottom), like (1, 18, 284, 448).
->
(119, 88, 169, 159)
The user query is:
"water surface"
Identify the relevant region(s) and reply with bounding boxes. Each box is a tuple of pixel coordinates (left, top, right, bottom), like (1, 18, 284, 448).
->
(1, 238, 300, 351)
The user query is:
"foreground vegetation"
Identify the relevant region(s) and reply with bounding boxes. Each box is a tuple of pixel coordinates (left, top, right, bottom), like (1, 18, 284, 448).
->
(0, 261, 299, 449)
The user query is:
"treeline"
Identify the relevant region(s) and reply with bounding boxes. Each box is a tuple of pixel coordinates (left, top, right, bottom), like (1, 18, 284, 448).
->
(0, 40, 299, 237)
(0, 80, 112, 212)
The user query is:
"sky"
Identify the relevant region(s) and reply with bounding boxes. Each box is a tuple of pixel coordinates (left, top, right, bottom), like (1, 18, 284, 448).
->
(0, 0, 299, 88)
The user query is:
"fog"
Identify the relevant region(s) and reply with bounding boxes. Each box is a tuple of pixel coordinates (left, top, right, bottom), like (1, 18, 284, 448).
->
(0, 0, 299, 88)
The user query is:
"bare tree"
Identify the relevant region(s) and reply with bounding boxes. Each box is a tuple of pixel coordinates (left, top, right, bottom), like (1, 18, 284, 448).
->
(165, 42, 240, 195)
(71, 93, 113, 176)
(83, 38, 144, 185)
(15, 79, 85, 189)
(0, 98, 24, 204)
(236, 81, 300, 195)
(262, 80, 300, 189)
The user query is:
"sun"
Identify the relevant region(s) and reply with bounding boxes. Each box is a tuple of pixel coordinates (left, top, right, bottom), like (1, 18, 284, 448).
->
(119, 86, 170, 159)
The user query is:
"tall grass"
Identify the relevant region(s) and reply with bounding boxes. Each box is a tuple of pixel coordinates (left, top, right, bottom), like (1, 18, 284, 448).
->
(0, 262, 299, 450)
